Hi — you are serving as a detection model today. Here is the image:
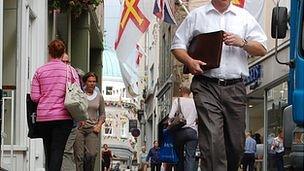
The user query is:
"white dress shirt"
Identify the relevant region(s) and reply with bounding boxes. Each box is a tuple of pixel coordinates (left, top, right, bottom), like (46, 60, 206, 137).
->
(171, 3, 267, 79)
(168, 97, 198, 132)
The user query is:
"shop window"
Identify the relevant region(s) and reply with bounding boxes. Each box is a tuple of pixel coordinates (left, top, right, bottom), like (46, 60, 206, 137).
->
(2, 0, 18, 145)
(106, 86, 113, 95)
(150, 64, 154, 87)
(121, 121, 128, 138)
(266, 81, 289, 170)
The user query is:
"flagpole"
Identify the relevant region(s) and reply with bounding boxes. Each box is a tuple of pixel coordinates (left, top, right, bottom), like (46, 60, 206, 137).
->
(176, 0, 189, 14)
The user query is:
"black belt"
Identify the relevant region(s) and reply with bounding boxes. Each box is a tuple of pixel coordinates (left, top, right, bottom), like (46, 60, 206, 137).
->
(198, 76, 243, 86)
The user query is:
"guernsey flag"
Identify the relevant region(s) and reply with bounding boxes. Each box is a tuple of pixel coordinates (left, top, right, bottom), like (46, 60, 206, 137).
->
(115, 0, 153, 96)
(232, 0, 264, 27)
(232, 0, 245, 8)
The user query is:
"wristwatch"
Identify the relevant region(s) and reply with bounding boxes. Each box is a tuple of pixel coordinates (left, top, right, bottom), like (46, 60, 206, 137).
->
(240, 39, 248, 48)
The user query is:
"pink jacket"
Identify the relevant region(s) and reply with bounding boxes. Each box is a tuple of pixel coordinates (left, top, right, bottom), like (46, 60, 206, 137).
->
(30, 59, 80, 122)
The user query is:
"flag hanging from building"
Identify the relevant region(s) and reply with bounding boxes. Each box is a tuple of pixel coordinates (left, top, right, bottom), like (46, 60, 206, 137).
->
(135, 44, 143, 66)
(232, 0, 265, 27)
(119, 43, 144, 97)
(153, 0, 177, 25)
(115, 0, 152, 96)
(232, 0, 245, 8)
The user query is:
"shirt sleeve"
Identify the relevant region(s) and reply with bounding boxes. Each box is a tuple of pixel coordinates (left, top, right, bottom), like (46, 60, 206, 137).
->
(30, 71, 41, 103)
(245, 12, 267, 50)
(146, 149, 151, 162)
(169, 98, 178, 119)
(171, 13, 195, 50)
(99, 95, 106, 119)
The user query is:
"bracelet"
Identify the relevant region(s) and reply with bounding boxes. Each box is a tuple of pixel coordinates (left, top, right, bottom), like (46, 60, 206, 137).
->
(240, 39, 248, 48)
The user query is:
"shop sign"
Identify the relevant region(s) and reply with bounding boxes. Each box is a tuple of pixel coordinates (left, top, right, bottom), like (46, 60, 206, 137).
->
(244, 64, 262, 86)
(129, 119, 137, 132)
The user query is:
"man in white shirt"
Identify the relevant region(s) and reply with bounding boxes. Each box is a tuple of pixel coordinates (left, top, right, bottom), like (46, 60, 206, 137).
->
(171, 0, 267, 170)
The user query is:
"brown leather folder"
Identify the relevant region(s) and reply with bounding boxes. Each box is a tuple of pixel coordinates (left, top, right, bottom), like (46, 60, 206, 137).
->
(183, 30, 224, 74)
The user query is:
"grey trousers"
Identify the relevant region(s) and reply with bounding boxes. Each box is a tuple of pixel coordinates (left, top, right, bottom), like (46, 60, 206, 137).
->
(190, 76, 246, 171)
(61, 127, 77, 171)
(74, 127, 99, 171)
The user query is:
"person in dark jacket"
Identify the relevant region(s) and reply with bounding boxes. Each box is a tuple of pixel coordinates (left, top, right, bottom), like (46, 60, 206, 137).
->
(146, 140, 162, 171)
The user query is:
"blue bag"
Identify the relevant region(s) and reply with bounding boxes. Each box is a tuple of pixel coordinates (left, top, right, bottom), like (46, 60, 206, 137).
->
(159, 129, 179, 164)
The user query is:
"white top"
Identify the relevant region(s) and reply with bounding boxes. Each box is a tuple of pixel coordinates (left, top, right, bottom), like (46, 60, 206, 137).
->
(271, 136, 284, 153)
(86, 89, 98, 101)
(171, 2, 267, 79)
(168, 97, 198, 132)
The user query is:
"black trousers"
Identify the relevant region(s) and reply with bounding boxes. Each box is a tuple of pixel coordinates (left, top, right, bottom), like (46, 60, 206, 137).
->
(37, 120, 73, 171)
(275, 152, 285, 171)
(151, 163, 161, 171)
(191, 76, 246, 171)
(242, 153, 255, 171)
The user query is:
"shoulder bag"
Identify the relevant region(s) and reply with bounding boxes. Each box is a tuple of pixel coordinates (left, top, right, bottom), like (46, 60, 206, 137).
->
(167, 98, 186, 132)
(26, 94, 41, 138)
(64, 65, 89, 121)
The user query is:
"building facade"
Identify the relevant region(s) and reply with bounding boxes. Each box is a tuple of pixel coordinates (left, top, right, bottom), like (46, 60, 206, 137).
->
(142, 0, 294, 170)
(0, 0, 104, 170)
(245, 1, 292, 170)
(101, 50, 139, 170)
(102, 1, 141, 169)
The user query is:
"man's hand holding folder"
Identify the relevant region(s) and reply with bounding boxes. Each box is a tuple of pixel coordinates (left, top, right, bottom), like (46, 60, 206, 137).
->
(185, 58, 207, 75)
(183, 30, 224, 74)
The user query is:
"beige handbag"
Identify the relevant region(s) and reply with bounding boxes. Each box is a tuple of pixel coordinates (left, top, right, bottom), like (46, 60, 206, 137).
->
(64, 65, 89, 121)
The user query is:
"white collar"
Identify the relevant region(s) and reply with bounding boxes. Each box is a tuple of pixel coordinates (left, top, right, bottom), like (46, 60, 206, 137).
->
(206, 2, 237, 15)
(87, 90, 97, 101)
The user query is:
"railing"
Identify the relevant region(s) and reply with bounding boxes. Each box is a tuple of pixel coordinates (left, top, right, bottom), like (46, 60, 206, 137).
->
(1, 88, 15, 170)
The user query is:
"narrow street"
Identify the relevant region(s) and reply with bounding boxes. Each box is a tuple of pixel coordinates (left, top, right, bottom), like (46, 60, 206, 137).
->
(0, 0, 303, 171)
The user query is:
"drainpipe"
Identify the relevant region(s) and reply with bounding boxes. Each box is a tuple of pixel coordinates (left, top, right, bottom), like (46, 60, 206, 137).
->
(52, 9, 57, 39)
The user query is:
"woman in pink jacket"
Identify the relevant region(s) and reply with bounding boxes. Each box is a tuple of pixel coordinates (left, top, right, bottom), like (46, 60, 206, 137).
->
(31, 39, 79, 171)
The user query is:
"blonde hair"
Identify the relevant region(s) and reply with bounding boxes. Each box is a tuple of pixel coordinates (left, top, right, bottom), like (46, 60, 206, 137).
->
(179, 86, 191, 96)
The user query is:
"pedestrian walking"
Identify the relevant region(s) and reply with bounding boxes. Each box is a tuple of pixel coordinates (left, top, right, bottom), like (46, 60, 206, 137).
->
(168, 86, 198, 171)
(139, 145, 148, 171)
(60, 53, 78, 171)
(146, 140, 162, 171)
(242, 131, 257, 171)
(171, 0, 267, 170)
(31, 39, 75, 171)
(74, 72, 106, 171)
(271, 129, 285, 171)
(101, 144, 112, 171)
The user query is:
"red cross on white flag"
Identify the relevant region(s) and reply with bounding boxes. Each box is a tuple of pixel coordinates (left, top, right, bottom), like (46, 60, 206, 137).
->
(115, 0, 153, 96)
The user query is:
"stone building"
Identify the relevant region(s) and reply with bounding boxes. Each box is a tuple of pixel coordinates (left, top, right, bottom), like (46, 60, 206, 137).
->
(0, 0, 104, 170)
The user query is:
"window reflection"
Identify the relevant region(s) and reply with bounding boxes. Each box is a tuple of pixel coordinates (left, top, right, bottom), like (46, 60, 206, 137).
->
(266, 82, 289, 170)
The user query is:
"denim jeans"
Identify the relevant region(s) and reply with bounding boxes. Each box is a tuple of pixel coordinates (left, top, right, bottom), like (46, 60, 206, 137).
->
(173, 127, 198, 171)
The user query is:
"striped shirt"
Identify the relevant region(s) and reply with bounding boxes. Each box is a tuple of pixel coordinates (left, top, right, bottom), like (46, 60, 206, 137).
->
(30, 59, 79, 122)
